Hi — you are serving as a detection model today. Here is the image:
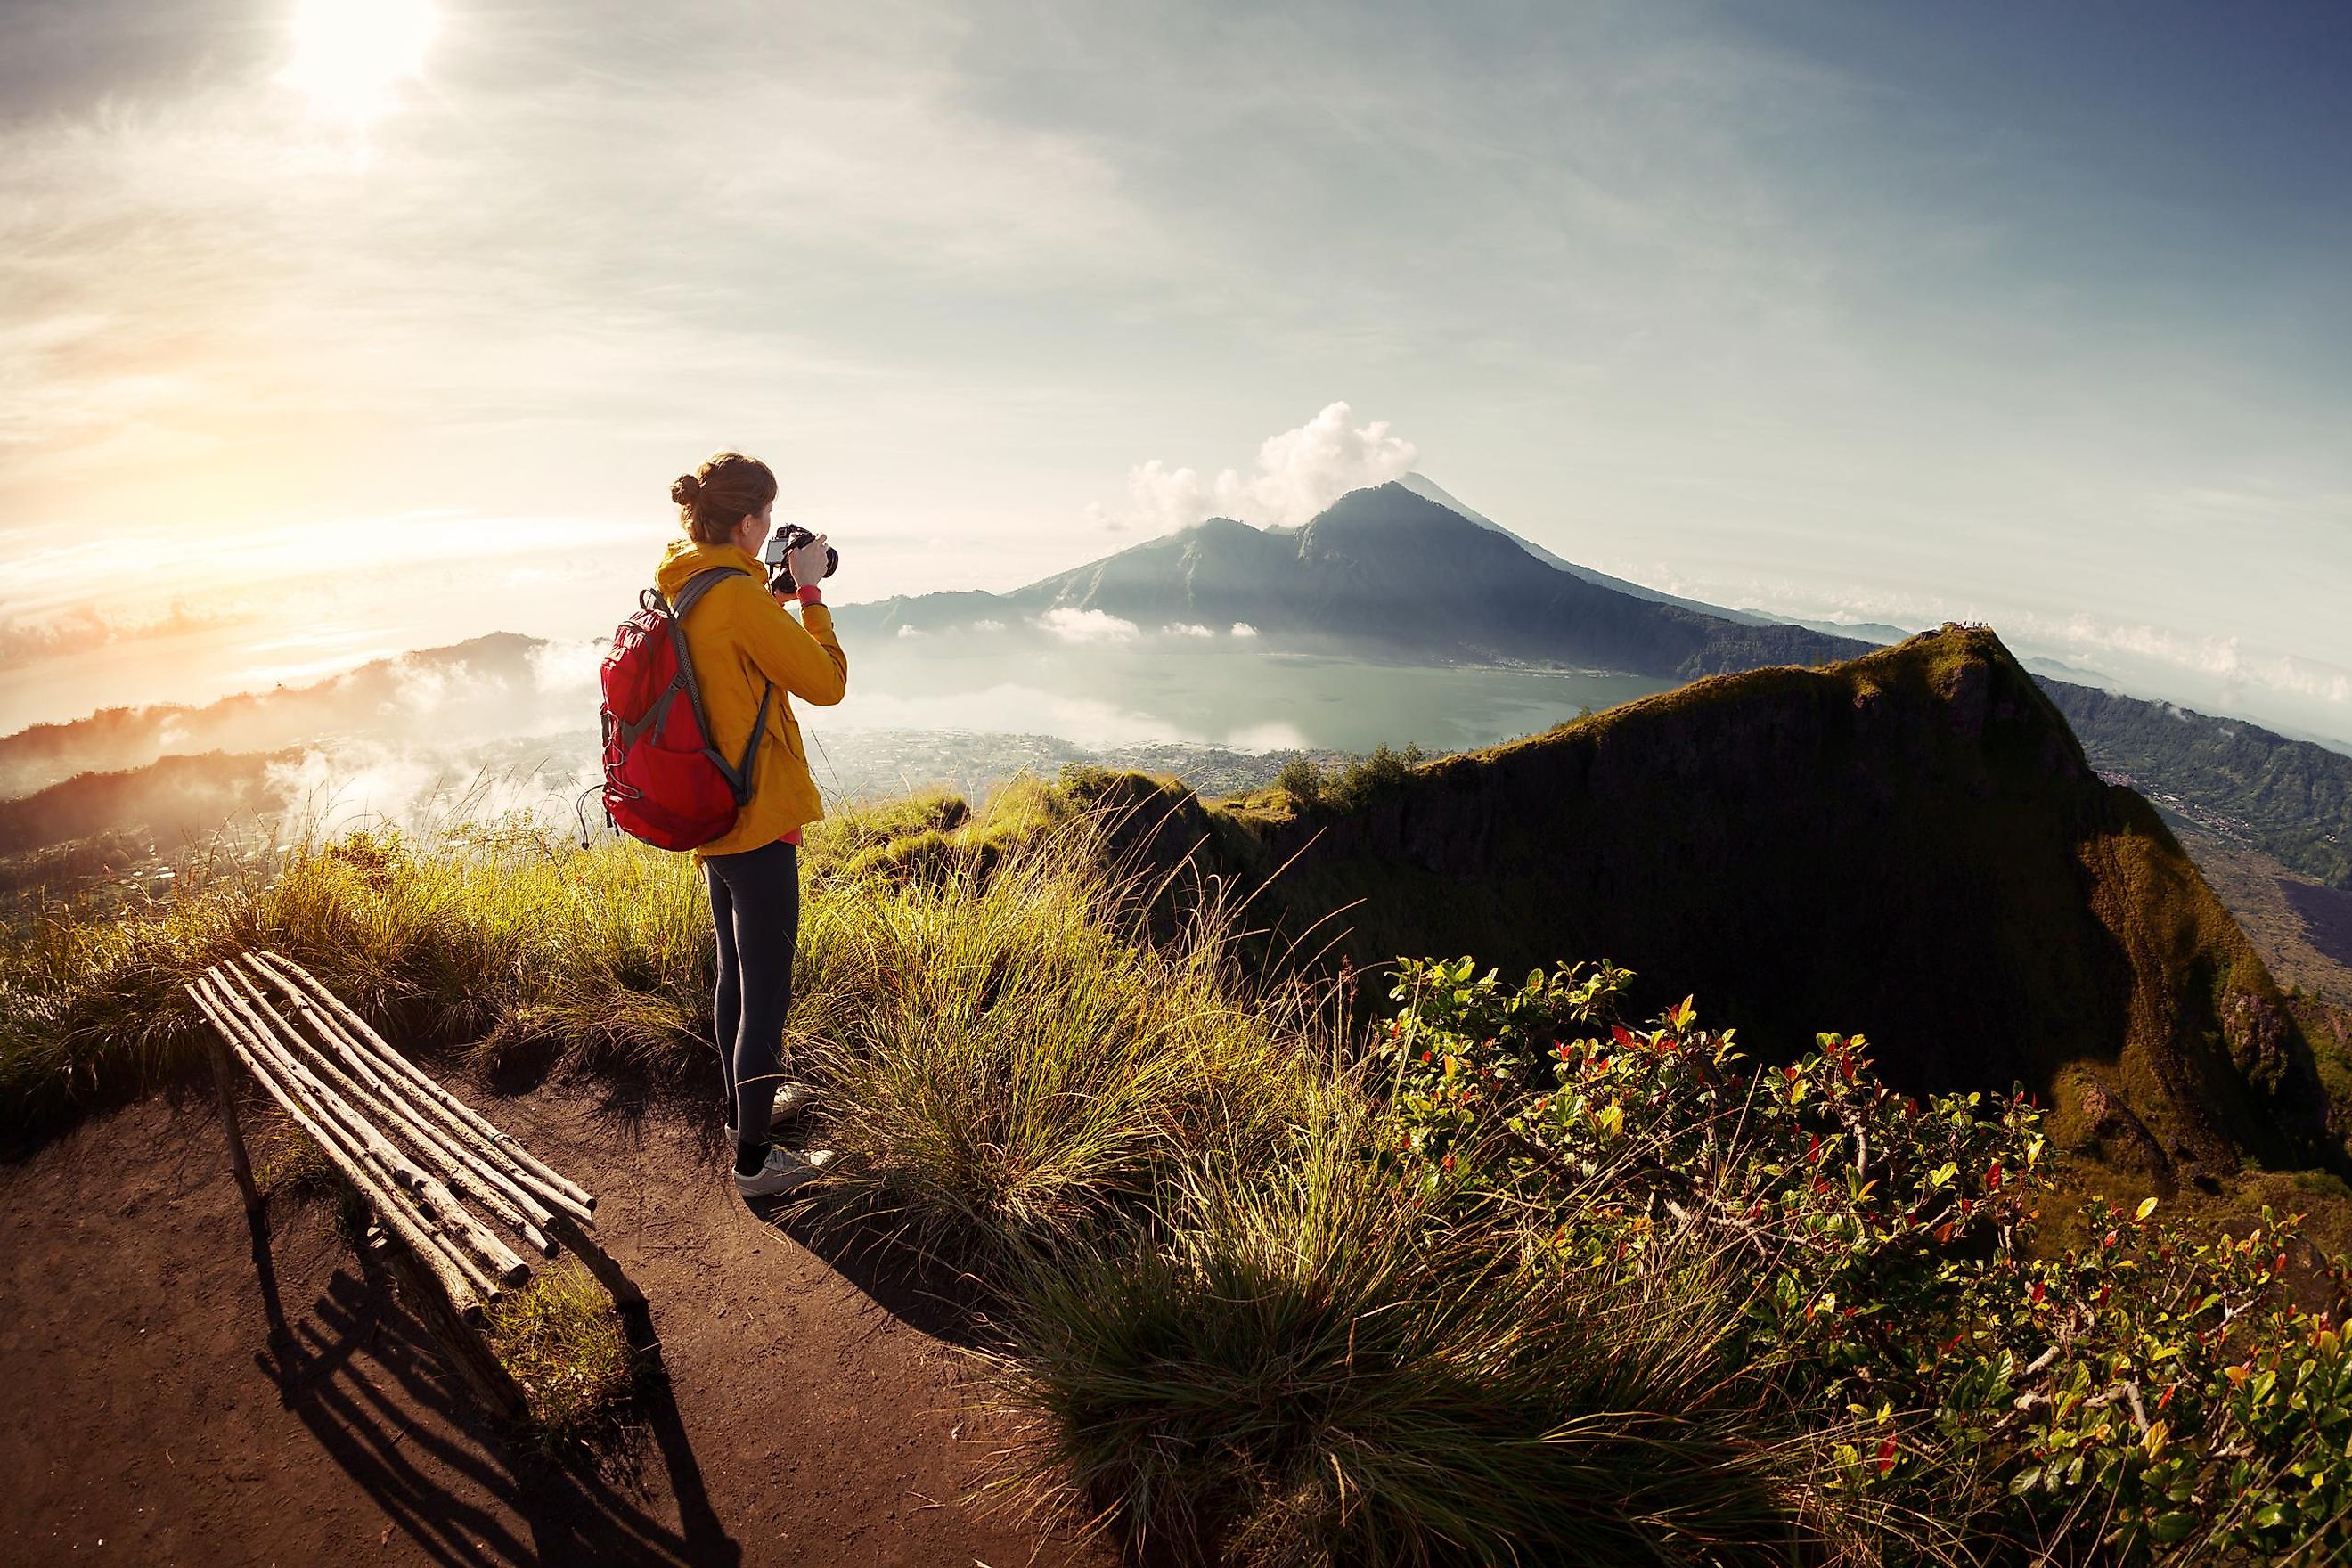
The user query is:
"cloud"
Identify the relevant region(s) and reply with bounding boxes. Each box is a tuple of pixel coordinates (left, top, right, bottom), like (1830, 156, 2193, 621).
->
(0, 2, 1176, 574)
(896, 625, 925, 638)
(1967, 612, 2351, 712)
(0, 600, 251, 663)
(1036, 607, 1140, 644)
(1098, 403, 1420, 533)
(1163, 622, 1213, 638)
(527, 637, 601, 698)
(1645, 561, 2352, 722)
(970, 618, 1005, 633)
(388, 660, 458, 714)
(826, 683, 1191, 750)
(1230, 622, 1259, 638)
(265, 739, 600, 837)
(2250, 655, 2352, 707)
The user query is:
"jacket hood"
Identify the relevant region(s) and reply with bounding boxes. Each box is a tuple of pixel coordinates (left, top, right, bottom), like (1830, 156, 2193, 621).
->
(657, 537, 764, 599)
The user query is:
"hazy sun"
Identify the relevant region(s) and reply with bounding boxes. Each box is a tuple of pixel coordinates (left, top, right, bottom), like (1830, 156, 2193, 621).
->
(279, 0, 438, 129)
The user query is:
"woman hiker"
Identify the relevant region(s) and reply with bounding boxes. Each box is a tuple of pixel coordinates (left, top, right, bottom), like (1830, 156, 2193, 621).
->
(659, 452, 848, 1198)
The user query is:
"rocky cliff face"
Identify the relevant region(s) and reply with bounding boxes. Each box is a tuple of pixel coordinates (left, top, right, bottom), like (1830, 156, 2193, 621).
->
(1091, 625, 2334, 1184)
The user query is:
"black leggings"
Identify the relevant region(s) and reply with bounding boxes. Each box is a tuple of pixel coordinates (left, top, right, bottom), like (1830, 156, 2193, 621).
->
(704, 839, 798, 1141)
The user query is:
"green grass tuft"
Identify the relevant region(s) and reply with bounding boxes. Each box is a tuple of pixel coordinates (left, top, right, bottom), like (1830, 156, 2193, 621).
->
(485, 1261, 640, 1451)
(793, 813, 1326, 1263)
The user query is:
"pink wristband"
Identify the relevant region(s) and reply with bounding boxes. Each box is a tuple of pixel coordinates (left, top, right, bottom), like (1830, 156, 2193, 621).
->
(796, 584, 823, 608)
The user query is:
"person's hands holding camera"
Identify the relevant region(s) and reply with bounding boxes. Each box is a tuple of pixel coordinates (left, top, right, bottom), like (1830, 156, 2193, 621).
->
(787, 531, 831, 594)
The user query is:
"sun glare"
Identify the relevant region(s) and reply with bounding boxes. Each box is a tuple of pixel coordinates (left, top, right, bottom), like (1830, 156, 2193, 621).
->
(278, 0, 438, 129)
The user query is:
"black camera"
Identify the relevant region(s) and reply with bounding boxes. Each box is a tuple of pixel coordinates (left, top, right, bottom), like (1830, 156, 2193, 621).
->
(761, 523, 839, 592)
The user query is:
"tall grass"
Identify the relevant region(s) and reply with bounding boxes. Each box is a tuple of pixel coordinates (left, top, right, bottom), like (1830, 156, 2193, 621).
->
(0, 813, 719, 1139)
(0, 836, 276, 1135)
(992, 1099, 1909, 1568)
(793, 813, 1326, 1262)
(486, 1261, 641, 1453)
(0, 783, 1267, 1146)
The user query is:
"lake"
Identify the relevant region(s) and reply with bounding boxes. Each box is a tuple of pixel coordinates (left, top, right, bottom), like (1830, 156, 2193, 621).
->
(837, 634, 1675, 755)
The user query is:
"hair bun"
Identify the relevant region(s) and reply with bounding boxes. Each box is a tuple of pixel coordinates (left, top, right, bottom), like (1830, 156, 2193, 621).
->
(670, 473, 701, 506)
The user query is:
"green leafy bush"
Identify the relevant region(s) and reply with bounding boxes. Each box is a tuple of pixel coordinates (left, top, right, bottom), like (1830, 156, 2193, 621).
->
(1381, 955, 2352, 1563)
(1273, 744, 1428, 814)
(1273, 754, 1326, 806)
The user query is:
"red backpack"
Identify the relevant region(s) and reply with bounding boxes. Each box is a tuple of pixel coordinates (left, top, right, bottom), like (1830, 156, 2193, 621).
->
(594, 568, 773, 851)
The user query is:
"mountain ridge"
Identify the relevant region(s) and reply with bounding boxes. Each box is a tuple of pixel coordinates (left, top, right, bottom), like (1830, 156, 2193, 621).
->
(1090, 624, 2337, 1185)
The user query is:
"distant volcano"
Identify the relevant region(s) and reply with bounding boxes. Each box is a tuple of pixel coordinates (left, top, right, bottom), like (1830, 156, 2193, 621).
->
(830, 479, 1873, 676)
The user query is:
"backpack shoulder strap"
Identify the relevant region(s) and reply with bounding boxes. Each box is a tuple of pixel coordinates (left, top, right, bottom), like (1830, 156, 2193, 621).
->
(671, 565, 748, 621)
(659, 566, 775, 809)
(653, 568, 750, 783)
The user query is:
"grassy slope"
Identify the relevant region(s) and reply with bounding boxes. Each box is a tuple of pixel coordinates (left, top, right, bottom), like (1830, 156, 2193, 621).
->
(0, 789, 1958, 1561)
(1141, 626, 2332, 1182)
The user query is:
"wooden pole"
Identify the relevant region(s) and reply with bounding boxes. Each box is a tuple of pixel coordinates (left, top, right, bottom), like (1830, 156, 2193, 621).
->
(208, 968, 532, 1291)
(249, 963, 644, 1311)
(202, 1019, 263, 1219)
(190, 976, 500, 1304)
(234, 958, 559, 1255)
(257, 951, 598, 1214)
(186, 983, 489, 1319)
(251, 960, 641, 1309)
(258, 949, 600, 1216)
(244, 957, 567, 1234)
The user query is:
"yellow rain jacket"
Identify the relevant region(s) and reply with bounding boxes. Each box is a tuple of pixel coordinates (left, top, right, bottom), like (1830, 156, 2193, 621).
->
(653, 538, 847, 859)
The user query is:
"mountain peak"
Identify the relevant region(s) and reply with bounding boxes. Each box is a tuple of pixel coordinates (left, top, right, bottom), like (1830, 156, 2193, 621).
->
(1174, 514, 1262, 537)
(1391, 473, 1580, 574)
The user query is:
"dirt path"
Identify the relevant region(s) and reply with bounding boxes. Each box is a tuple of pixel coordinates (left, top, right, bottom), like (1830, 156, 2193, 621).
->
(0, 1082, 1107, 1567)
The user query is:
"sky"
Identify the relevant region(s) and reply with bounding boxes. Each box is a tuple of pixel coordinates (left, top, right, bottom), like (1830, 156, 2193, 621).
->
(3, 0, 2349, 742)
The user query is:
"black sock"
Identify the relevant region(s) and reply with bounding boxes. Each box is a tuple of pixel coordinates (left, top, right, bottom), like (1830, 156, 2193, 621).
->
(735, 1140, 768, 1178)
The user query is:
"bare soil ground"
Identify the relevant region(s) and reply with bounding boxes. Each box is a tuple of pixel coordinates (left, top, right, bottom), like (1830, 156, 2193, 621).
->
(0, 1081, 1107, 1568)
(2174, 822, 2352, 1006)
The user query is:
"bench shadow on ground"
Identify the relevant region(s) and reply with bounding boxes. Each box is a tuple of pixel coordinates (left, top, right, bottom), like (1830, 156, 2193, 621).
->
(247, 1196, 739, 1567)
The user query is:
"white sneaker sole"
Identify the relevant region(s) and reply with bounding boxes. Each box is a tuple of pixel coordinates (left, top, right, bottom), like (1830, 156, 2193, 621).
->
(734, 1148, 837, 1199)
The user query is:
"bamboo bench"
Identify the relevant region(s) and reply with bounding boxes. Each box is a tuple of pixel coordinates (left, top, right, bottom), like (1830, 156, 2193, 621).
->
(188, 951, 640, 1422)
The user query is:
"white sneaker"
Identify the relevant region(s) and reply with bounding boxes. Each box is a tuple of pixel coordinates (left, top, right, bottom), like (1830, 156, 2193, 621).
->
(725, 1080, 821, 1139)
(769, 1079, 819, 1123)
(734, 1146, 837, 1199)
